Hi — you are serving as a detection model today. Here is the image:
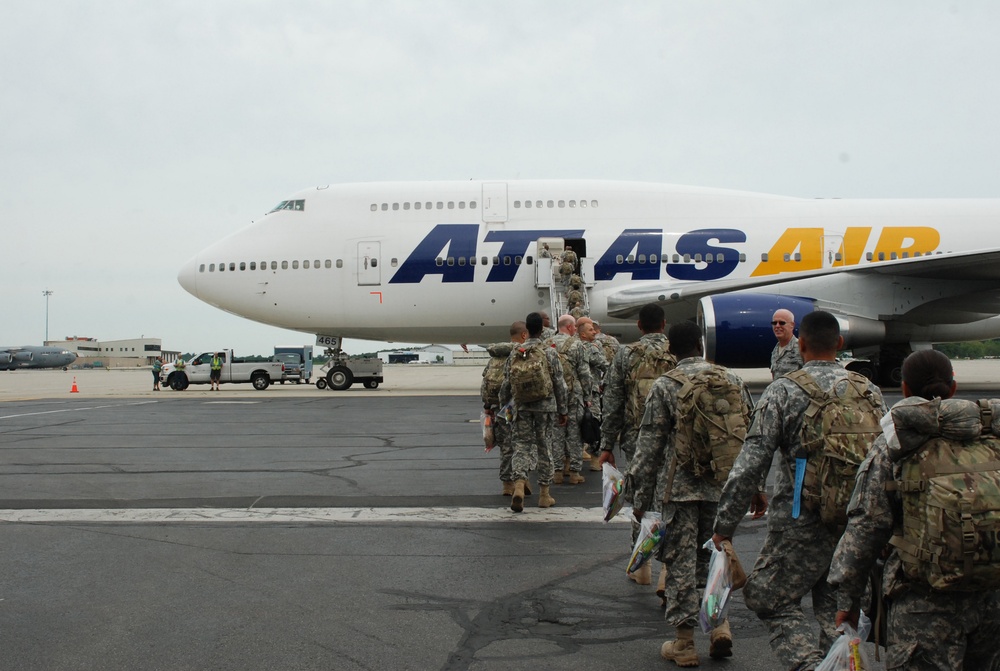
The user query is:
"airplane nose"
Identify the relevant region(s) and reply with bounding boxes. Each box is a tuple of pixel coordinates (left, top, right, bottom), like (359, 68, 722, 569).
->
(177, 255, 200, 298)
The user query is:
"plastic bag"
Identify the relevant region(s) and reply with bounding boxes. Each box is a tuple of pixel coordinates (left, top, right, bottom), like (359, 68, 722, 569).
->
(481, 411, 494, 452)
(699, 539, 733, 632)
(816, 611, 872, 671)
(626, 512, 664, 574)
(602, 462, 627, 522)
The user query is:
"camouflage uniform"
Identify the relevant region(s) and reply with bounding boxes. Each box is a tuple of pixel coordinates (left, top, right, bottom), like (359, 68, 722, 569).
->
(547, 333, 592, 474)
(627, 357, 753, 628)
(582, 339, 608, 413)
(829, 401, 1000, 671)
(714, 360, 886, 671)
(481, 342, 514, 483)
(600, 333, 671, 465)
(498, 338, 569, 485)
(770, 336, 804, 380)
(595, 332, 621, 382)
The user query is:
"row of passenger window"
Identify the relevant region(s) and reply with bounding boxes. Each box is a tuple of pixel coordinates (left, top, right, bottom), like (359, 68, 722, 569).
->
(513, 199, 598, 209)
(201, 259, 342, 272)
(371, 200, 478, 212)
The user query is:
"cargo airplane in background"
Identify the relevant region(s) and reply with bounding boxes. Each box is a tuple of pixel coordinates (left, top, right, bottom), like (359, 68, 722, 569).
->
(0, 345, 77, 371)
(177, 180, 1000, 387)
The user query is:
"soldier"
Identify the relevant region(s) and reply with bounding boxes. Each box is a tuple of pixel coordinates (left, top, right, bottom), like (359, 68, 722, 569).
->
(539, 311, 556, 340)
(829, 349, 1000, 671)
(712, 310, 886, 671)
(627, 321, 756, 667)
(498, 312, 569, 513)
(770, 308, 804, 379)
(599, 303, 677, 585)
(592, 321, 621, 373)
(481, 321, 528, 496)
(547, 314, 593, 484)
(576, 317, 606, 460)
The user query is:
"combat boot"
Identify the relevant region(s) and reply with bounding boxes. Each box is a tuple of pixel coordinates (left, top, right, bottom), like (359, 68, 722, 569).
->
(552, 470, 563, 485)
(502, 481, 514, 496)
(627, 561, 652, 585)
(709, 618, 732, 659)
(567, 471, 585, 484)
(661, 626, 699, 667)
(511, 480, 526, 513)
(589, 455, 602, 471)
(538, 485, 556, 508)
(657, 562, 668, 609)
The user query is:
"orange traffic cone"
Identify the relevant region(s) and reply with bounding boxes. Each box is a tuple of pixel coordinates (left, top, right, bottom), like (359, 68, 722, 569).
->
(70, 377, 79, 393)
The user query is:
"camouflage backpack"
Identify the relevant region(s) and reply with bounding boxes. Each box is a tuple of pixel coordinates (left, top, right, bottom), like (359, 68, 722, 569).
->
(666, 366, 750, 483)
(886, 397, 1000, 591)
(552, 335, 579, 391)
(625, 339, 677, 426)
(786, 369, 885, 527)
(508, 343, 554, 404)
(481, 343, 513, 408)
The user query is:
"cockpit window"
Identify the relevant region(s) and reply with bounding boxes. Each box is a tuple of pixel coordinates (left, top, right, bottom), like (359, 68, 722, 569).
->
(268, 199, 306, 214)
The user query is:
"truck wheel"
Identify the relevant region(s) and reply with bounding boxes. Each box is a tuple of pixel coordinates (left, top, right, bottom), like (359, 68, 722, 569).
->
(327, 366, 353, 391)
(364, 379, 379, 389)
(170, 373, 187, 391)
(315, 378, 328, 390)
(251, 373, 270, 390)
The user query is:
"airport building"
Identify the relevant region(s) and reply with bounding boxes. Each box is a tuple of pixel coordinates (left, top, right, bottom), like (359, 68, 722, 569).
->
(377, 344, 489, 366)
(46, 337, 178, 368)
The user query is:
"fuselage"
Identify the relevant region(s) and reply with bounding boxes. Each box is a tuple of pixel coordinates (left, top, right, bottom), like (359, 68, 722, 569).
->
(177, 180, 1000, 349)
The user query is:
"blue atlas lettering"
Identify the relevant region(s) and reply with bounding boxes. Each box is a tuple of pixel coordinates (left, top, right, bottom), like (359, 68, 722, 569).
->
(593, 230, 663, 281)
(666, 229, 745, 281)
(389, 224, 479, 283)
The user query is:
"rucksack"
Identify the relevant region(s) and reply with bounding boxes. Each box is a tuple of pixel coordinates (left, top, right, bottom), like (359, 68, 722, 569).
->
(786, 369, 884, 528)
(666, 366, 749, 483)
(481, 343, 513, 407)
(508, 343, 554, 404)
(551, 335, 579, 392)
(625, 339, 677, 426)
(887, 397, 1000, 591)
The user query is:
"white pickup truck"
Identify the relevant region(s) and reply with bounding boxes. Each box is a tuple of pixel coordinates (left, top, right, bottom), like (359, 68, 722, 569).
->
(161, 350, 285, 391)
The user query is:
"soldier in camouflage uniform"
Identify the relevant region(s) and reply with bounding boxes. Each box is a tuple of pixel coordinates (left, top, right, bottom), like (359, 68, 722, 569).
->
(712, 310, 886, 671)
(481, 321, 528, 497)
(499, 312, 569, 513)
(828, 349, 1000, 671)
(547, 314, 593, 484)
(593, 321, 621, 369)
(576, 317, 606, 461)
(539, 311, 556, 340)
(627, 321, 756, 666)
(598, 303, 676, 585)
(770, 309, 804, 380)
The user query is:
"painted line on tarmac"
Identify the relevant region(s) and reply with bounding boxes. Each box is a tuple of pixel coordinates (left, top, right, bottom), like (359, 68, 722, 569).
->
(0, 506, 631, 524)
(0, 400, 158, 420)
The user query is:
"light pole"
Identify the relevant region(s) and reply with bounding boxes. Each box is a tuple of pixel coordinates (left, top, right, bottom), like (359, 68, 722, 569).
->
(42, 289, 53, 343)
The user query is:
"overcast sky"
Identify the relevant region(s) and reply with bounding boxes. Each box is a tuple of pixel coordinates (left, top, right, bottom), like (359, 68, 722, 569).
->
(4, 1, 1000, 356)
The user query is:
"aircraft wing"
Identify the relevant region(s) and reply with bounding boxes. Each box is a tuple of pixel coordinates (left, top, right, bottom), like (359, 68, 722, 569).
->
(605, 247, 1000, 319)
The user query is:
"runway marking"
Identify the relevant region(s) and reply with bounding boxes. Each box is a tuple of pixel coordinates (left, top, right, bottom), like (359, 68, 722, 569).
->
(0, 507, 631, 524)
(0, 401, 158, 420)
(204, 401, 260, 405)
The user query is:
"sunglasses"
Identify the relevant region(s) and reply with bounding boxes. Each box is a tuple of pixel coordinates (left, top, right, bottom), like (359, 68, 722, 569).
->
(771, 321, 788, 326)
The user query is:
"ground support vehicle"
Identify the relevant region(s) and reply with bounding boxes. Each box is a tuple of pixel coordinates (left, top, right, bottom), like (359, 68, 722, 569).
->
(160, 350, 284, 391)
(315, 351, 383, 390)
(275, 346, 314, 384)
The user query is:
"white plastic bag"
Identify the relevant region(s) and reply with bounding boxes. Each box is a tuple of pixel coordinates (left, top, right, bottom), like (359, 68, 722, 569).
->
(626, 512, 664, 574)
(816, 611, 872, 671)
(601, 462, 626, 522)
(699, 539, 733, 632)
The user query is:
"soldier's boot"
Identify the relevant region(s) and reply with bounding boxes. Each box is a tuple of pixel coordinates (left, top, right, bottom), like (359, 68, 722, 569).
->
(562, 457, 571, 477)
(538, 485, 556, 508)
(523, 481, 532, 496)
(709, 618, 732, 659)
(552, 471, 564, 485)
(567, 471, 585, 484)
(589, 455, 602, 471)
(501, 481, 514, 496)
(657, 562, 668, 609)
(510, 480, 526, 513)
(661, 626, 699, 667)
(627, 561, 652, 585)
(582, 448, 593, 460)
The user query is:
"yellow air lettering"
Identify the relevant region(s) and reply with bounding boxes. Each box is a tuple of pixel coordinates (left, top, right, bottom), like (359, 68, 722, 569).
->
(751, 228, 823, 277)
(833, 227, 872, 267)
(873, 227, 940, 261)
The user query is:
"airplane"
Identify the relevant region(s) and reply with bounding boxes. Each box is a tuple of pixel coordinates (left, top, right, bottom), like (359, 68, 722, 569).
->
(0, 345, 77, 371)
(177, 180, 1000, 387)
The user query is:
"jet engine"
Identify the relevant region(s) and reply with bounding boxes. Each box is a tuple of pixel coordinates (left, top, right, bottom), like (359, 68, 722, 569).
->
(12, 351, 33, 363)
(0, 352, 11, 365)
(698, 294, 886, 368)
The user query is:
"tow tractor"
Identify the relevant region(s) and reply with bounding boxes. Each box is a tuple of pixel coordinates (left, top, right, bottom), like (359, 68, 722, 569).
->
(314, 335, 384, 390)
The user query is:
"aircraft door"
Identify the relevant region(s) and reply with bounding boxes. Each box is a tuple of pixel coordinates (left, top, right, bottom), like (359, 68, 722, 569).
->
(358, 242, 381, 286)
(482, 182, 508, 223)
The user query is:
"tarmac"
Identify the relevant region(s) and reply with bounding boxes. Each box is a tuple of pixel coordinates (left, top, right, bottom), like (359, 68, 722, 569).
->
(1, 361, 998, 670)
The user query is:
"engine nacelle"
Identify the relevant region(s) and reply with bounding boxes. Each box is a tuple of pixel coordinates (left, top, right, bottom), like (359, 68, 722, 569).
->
(0, 352, 11, 365)
(12, 351, 34, 363)
(699, 294, 887, 368)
